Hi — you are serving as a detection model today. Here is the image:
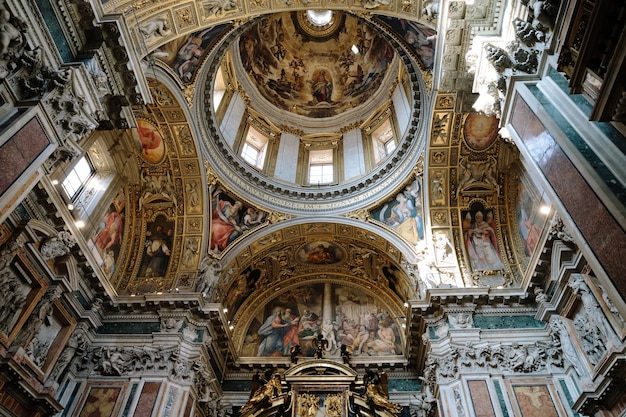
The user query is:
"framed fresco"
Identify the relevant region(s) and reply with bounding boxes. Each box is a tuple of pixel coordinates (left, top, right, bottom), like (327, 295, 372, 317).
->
(240, 282, 403, 360)
(463, 113, 499, 151)
(507, 381, 566, 417)
(209, 185, 266, 255)
(370, 178, 424, 247)
(0, 250, 48, 347)
(514, 171, 550, 261)
(133, 119, 166, 164)
(376, 16, 436, 69)
(236, 12, 396, 118)
(91, 190, 126, 278)
(461, 201, 505, 272)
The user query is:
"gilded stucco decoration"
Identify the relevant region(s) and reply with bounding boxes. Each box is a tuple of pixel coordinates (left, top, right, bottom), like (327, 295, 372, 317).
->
(426, 92, 547, 288)
(114, 81, 205, 295)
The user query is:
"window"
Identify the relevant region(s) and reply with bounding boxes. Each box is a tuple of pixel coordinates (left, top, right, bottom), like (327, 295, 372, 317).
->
(213, 65, 227, 112)
(62, 156, 94, 200)
(308, 149, 334, 184)
(240, 126, 268, 169)
(372, 118, 396, 164)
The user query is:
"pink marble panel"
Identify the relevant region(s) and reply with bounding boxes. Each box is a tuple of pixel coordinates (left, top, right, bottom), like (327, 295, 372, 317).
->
(0, 118, 49, 196)
(511, 95, 626, 299)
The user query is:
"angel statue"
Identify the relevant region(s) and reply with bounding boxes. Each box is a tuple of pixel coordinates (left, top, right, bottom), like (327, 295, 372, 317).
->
(364, 371, 402, 415)
(313, 333, 328, 359)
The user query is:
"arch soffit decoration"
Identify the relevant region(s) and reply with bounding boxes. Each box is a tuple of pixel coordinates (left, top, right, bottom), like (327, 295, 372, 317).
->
(121, 3, 437, 60)
(217, 220, 417, 308)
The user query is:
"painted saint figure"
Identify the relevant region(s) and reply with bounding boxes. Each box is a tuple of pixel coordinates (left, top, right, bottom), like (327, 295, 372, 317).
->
(210, 188, 243, 252)
(311, 70, 332, 103)
(464, 210, 504, 270)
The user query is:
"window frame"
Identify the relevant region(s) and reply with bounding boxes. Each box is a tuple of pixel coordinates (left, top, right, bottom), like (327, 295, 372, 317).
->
(62, 155, 95, 201)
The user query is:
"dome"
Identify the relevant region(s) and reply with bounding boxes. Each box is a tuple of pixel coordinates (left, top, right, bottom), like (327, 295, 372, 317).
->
(197, 11, 430, 215)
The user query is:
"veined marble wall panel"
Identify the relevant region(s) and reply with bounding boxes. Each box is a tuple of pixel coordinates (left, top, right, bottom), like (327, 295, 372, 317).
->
(0, 113, 55, 223)
(132, 381, 161, 416)
(467, 380, 496, 417)
(74, 382, 128, 417)
(508, 89, 626, 300)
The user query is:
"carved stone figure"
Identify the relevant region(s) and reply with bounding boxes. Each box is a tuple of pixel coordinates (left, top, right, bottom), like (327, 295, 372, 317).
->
(574, 315, 605, 365)
(298, 393, 320, 417)
(548, 316, 586, 376)
(599, 285, 626, 326)
(14, 287, 63, 348)
(182, 238, 199, 268)
(201, 0, 237, 16)
(456, 157, 499, 196)
(0, 4, 25, 79)
(569, 275, 618, 346)
(410, 391, 436, 417)
(448, 313, 473, 329)
(365, 371, 402, 415)
(313, 333, 328, 359)
(548, 213, 575, 243)
(49, 322, 89, 382)
(485, 44, 513, 73)
(140, 170, 177, 209)
(197, 257, 222, 299)
(40, 230, 76, 260)
(241, 372, 282, 414)
(161, 318, 182, 333)
(99, 347, 130, 376)
(186, 180, 200, 208)
(422, 0, 440, 19)
(514, 18, 538, 46)
(139, 17, 170, 41)
(0, 267, 27, 334)
(363, 0, 391, 9)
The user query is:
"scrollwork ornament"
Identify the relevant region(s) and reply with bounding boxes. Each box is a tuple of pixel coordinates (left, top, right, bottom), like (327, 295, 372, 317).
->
(548, 213, 575, 244)
(266, 211, 292, 224)
(344, 208, 370, 221)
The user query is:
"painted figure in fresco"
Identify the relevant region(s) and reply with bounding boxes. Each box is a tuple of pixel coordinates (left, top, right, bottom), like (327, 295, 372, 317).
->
(225, 272, 253, 311)
(243, 207, 265, 230)
(464, 211, 504, 270)
(257, 307, 298, 357)
(281, 308, 300, 355)
(137, 121, 164, 163)
(306, 243, 336, 264)
(143, 226, 172, 277)
(298, 309, 320, 335)
(311, 70, 333, 103)
(378, 179, 424, 245)
(210, 189, 243, 252)
(517, 182, 543, 256)
(93, 208, 124, 252)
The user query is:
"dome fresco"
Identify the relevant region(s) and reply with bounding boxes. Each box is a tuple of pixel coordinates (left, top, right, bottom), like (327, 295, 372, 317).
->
(238, 12, 396, 118)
